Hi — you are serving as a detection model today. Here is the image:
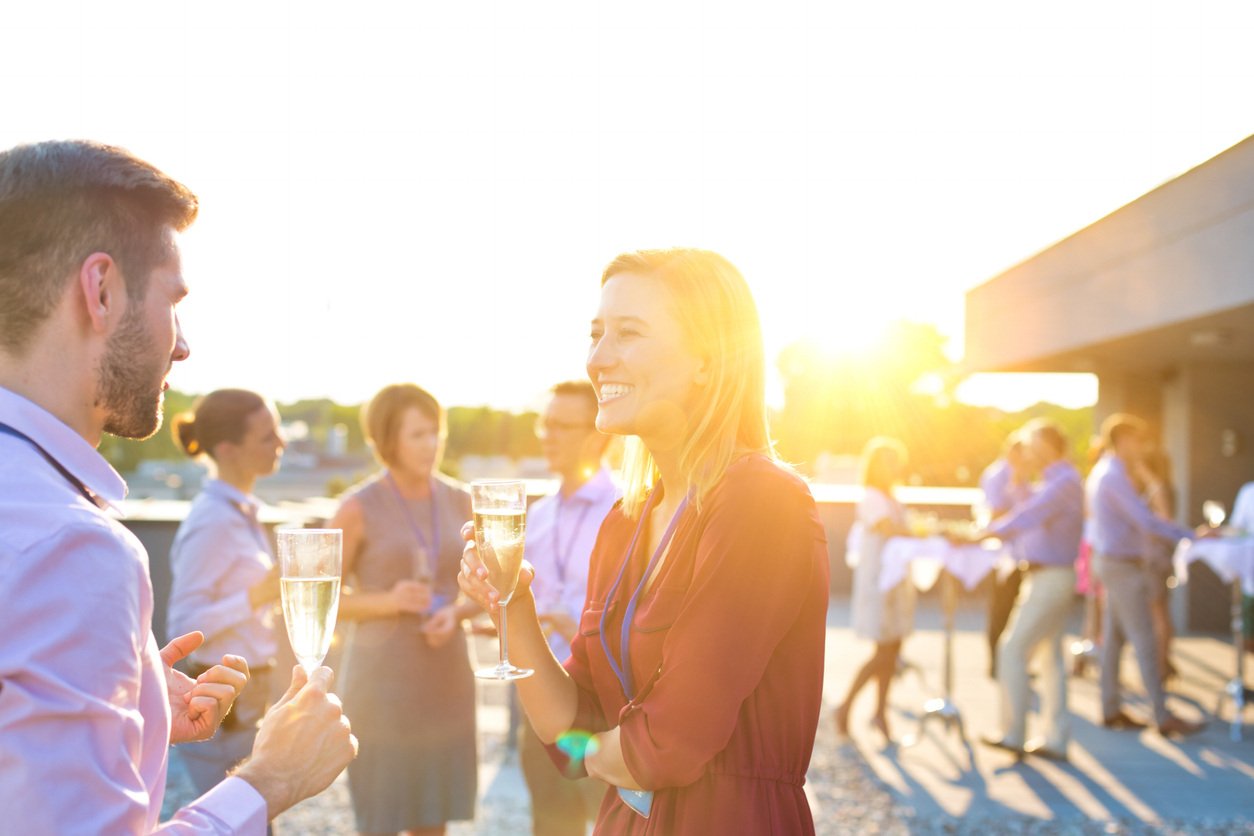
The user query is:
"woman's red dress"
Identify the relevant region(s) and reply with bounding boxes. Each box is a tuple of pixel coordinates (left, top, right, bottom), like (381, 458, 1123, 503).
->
(551, 455, 829, 834)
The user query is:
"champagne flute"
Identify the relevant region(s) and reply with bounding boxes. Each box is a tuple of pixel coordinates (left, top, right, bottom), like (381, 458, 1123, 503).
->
(277, 528, 343, 674)
(472, 480, 533, 681)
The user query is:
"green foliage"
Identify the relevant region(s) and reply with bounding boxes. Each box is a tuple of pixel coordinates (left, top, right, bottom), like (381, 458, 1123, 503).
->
(101, 336, 1091, 491)
(774, 321, 1094, 485)
(99, 391, 541, 474)
(444, 406, 541, 460)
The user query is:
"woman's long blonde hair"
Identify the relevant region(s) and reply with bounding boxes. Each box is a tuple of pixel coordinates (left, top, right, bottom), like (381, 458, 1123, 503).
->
(602, 248, 776, 518)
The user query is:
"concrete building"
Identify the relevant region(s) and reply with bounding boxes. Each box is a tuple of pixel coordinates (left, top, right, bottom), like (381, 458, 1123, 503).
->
(965, 135, 1254, 629)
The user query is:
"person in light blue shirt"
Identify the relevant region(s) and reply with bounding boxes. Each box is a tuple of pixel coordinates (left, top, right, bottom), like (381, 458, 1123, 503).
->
(1086, 413, 1201, 736)
(168, 389, 288, 800)
(979, 435, 1031, 678)
(975, 420, 1082, 760)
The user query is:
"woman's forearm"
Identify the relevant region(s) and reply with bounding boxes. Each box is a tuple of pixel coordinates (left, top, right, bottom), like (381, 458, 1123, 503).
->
(501, 591, 580, 743)
(336, 587, 398, 621)
(452, 597, 482, 622)
(585, 727, 644, 789)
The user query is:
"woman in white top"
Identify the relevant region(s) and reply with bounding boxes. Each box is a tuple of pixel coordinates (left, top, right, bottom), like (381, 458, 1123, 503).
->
(834, 437, 915, 742)
(167, 389, 286, 795)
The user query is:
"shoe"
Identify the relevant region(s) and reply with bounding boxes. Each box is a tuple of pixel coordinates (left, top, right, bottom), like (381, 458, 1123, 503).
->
(1157, 714, 1203, 737)
(1024, 741, 1068, 762)
(1101, 711, 1148, 730)
(980, 735, 1026, 757)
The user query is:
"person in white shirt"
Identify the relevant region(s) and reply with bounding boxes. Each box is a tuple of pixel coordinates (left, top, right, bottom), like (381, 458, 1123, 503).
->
(520, 381, 618, 836)
(0, 139, 356, 834)
(168, 389, 288, 797)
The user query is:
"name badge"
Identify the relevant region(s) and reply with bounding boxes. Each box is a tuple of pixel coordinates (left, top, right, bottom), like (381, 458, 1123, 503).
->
(618, 787, 652, 818)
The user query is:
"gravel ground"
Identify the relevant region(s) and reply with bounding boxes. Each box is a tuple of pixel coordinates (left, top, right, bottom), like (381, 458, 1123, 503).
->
(164, 717, 1254, 834)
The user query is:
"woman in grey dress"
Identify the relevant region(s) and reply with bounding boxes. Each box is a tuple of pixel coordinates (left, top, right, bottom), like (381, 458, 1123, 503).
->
(331, 383, 480, 836)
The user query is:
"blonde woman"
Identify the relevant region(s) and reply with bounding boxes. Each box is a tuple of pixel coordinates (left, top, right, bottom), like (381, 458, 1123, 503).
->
(833, 437, 914, 742)
(460, 249, 829, 834)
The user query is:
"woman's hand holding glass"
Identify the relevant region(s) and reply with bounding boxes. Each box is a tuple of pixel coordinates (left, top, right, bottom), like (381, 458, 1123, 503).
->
(458, 520, 535, 622)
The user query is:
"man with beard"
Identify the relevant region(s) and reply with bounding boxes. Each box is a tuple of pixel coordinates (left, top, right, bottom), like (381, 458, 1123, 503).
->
(0, 140, 358, 833)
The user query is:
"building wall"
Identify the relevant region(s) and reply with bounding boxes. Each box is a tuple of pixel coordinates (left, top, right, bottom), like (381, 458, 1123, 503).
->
(1100, 362, 1254, 632)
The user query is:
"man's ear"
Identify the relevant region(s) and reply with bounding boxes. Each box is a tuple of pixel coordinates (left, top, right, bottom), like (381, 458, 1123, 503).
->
(77, 252, 123, 334)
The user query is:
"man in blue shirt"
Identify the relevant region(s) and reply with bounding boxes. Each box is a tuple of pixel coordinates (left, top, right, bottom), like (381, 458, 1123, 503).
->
(974, 420, 1082, 760)
(1087, 414, 1202, 736)
(979, 435, 1031, 679)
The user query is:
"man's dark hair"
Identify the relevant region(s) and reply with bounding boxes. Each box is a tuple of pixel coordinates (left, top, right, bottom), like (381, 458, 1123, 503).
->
(1100, 413, 1148, 451)
(0, 140, 198, 353)
(1023, 418, 1069, 458)
(551, 380, 598, 413)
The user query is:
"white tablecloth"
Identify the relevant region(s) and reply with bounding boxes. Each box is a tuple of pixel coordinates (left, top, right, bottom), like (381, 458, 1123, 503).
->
(1173, 536, 1254, 596)
(880, 536, 1011, 593)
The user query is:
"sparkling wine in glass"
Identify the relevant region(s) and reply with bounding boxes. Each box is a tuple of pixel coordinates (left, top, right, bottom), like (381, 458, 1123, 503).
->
(277, 528, 343, 674)
(472, 480, 533, 681)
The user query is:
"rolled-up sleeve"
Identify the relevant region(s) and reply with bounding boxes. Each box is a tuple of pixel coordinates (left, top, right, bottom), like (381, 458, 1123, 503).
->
(545, 606, 614, 778)
(617, 475, 821, 789)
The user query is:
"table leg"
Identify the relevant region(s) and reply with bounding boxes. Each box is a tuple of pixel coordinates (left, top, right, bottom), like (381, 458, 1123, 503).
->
(904, 572, 965, 746)
(1219, 579, 1252, 742)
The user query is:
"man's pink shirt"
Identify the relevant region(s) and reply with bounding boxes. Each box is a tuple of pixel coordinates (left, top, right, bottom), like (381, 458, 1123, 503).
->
(0, 386, 267, 834)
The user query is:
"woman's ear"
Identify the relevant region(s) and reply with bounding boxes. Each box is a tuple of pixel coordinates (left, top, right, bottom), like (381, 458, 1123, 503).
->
(693, 356, 711, 387)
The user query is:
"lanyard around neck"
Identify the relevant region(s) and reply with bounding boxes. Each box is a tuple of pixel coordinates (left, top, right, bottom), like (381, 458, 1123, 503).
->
(553, 491, 596, 588)
(600, 489, 690, 701)
(386, 472, 440, 574)
(0, 421, 105, 509)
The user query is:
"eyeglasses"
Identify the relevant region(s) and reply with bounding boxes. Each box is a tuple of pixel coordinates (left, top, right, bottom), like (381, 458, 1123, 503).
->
(535, 419, 597, 439)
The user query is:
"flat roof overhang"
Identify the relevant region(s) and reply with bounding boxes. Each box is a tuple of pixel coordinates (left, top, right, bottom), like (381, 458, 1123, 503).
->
(964, 135, 1254, 376)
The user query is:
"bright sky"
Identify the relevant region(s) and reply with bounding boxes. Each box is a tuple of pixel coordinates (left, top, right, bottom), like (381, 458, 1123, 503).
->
(5, 1, 1252, 413)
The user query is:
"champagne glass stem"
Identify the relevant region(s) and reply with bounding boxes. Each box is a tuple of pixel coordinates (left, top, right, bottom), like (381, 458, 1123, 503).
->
(498, 605, 510, 670)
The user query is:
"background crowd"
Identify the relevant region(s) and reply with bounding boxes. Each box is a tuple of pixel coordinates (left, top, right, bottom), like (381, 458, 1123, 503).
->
(3, 139, 1251, 836)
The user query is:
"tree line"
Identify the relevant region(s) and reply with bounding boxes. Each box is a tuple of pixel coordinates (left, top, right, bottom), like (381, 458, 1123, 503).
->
(100, 321, 1092, 486)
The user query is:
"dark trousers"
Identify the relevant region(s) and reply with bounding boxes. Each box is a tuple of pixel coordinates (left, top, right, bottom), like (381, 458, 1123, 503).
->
(987, 566, 1024, 678)
(519, 716, 605, 836)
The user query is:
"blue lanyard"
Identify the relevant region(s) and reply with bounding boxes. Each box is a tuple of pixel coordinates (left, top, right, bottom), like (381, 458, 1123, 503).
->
(0, 422, 104, 508)
(600, 490, 690, 701)
(386, 472, 441, 575)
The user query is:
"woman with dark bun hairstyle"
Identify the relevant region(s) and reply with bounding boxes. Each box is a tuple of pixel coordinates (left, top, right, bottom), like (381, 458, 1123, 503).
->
(167, 389, 287, 796)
